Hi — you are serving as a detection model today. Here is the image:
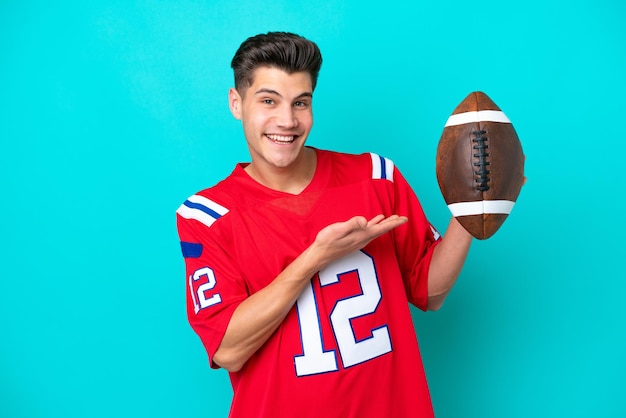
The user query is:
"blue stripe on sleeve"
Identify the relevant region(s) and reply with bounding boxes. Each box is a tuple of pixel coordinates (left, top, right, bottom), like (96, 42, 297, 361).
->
(379, 156, 387, 180)
(183, 200, 223, 221)
(180, 241, 203, 258)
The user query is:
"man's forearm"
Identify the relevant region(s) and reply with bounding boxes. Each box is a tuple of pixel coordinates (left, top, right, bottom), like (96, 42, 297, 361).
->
(212, 245, 322, 372)
(427, 217, 473, 310)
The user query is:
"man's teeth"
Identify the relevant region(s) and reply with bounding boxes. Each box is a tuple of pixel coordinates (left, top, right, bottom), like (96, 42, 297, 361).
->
(267, 134, 295, 143)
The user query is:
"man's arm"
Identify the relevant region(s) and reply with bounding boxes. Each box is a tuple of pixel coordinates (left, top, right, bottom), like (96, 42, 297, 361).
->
(426, 217, 473, 310)
(213, 214, 408, 372)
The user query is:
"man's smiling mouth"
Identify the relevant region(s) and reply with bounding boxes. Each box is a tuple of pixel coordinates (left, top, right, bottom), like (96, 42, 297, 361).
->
(266, 134, 296, 144)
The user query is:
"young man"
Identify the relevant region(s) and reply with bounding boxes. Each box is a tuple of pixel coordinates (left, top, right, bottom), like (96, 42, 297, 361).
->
(177, 32, 473, 417)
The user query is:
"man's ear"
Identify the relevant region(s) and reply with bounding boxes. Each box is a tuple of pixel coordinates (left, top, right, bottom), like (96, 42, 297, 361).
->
(229, 88, 242, 120)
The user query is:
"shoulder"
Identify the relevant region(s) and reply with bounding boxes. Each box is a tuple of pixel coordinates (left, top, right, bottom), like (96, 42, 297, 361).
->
(367, 152, 396, 182)
(177, 189, 231, 230)
(176, 171, 242, 231)
(318, 148, 396, 182)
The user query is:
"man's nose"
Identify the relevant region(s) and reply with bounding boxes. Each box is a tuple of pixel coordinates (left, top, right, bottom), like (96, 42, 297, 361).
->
(275, 105, 298, 128)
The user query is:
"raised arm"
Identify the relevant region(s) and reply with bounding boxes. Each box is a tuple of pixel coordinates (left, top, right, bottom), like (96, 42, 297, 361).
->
(426, 217, 473, 311)
(213, 214, 408, 372)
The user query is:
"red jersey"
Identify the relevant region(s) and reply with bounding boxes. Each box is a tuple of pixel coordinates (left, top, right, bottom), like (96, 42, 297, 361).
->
(176, 149, 442, 418)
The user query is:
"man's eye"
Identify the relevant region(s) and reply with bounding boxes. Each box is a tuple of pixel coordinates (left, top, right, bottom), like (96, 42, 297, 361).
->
(294, 101, 309, 108)
(263, 99, 274, 105)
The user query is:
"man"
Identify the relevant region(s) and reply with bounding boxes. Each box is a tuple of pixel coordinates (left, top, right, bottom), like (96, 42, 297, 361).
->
(177, 31, 473, 417)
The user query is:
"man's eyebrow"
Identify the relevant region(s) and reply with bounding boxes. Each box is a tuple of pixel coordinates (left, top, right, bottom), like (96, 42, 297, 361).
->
(255, 88, 281, 96)
(254, 88, 313, 99)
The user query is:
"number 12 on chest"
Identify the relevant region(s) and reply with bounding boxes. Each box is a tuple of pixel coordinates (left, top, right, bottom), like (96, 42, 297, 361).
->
(294, 251, 392, 377)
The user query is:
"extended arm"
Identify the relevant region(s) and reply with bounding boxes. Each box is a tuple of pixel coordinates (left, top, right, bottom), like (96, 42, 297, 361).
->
(213, 214, 408, 372)
(426, 217, 473, 310)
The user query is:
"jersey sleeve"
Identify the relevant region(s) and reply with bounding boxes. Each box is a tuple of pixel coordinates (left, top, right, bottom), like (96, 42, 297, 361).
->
(176, 194, 248, 368)
(389, 165, 442, 311)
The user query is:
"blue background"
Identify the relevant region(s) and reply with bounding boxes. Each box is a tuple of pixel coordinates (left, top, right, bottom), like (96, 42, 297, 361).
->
(1, 1, 624, 417)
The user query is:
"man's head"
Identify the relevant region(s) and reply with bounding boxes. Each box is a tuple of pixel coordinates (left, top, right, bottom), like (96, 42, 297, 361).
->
(231, 32, 323, 94)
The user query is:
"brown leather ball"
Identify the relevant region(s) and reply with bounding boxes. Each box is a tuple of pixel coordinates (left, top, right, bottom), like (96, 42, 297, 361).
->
(436, 91, 525, 239)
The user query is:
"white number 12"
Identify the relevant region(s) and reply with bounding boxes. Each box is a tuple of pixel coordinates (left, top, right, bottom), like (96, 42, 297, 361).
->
(294, 251, 392, 377)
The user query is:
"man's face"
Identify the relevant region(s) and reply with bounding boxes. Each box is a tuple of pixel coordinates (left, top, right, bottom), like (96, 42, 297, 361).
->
(229, 66, 314, 173)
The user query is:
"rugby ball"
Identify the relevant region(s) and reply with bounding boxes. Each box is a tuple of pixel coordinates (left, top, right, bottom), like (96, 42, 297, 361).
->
(436, 91, 524, 239)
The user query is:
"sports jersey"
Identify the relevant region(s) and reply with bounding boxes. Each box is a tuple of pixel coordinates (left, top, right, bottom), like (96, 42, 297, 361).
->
(176, 148, 442, 418)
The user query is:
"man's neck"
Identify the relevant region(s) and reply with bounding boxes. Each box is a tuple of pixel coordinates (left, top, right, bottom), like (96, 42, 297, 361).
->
(245, 147, 317, 195)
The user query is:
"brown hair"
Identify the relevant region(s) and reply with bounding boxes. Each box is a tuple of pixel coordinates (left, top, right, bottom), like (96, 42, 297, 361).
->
(231, 32, 323, 93)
